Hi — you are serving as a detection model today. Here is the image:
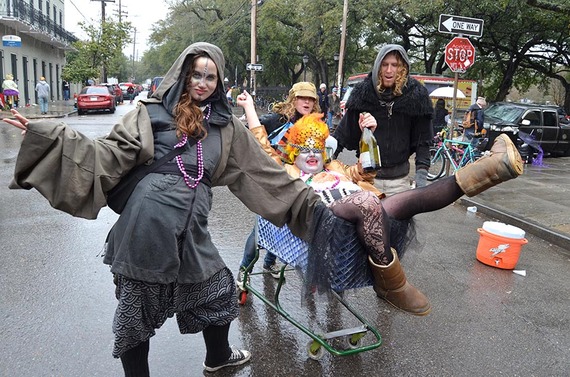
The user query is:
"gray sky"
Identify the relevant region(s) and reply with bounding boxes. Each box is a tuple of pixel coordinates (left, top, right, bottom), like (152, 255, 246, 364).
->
(65, 0, 169, 57)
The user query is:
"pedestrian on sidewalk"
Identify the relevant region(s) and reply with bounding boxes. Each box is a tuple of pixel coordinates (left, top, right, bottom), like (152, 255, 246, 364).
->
(35, 77, 50, 114)
(2, 74, 20, 109)
(62, 79, 70, 101)
(327, 87, 341, 130)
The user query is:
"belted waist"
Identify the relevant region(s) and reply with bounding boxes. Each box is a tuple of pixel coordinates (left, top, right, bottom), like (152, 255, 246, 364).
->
(154, 163, 212, 187)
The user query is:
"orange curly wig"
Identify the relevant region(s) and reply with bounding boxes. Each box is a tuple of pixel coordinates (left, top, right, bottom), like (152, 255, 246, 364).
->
(280, 113, 329, 164)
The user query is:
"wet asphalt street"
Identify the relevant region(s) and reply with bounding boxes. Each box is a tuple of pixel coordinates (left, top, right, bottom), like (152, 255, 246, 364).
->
(1, 102, 569, 376)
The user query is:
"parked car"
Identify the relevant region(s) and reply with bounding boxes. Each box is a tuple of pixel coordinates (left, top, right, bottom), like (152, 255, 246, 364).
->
(76, 85, 116, 115)
(483, 102, 570, 161)
(101, 83, 123, 105)
(147, 76, 164, 98)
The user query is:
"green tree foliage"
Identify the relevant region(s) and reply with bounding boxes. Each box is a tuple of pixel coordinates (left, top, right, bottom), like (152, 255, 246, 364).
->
(63, 20, 131, 84)
(116, 0, 570, 111)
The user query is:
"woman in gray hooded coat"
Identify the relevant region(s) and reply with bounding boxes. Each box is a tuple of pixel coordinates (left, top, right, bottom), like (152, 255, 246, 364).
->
(2, 42, 328, 375)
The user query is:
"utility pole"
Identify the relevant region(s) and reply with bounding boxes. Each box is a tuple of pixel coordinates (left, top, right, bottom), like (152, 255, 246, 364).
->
(250, 0, 257, 97)
(92, 0, 115, 83)
(132, 28, 136, 81)
(337, 0, 348, 93)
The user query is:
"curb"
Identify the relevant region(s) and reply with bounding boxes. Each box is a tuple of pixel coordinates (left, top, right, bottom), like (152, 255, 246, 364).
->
(1, 109, 77, 120)
(460, 197, 570, 253)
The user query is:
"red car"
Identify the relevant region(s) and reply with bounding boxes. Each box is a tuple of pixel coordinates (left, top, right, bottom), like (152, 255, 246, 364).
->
(76, 86, 116, 115)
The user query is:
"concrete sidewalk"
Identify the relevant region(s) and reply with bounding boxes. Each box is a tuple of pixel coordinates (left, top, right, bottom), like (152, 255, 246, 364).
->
(0, 100, 76, 119)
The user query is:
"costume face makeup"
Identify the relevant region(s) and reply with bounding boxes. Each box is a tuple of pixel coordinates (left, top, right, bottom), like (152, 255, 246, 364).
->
(189, 57, 218, 102)
(295, 150, 324, 174)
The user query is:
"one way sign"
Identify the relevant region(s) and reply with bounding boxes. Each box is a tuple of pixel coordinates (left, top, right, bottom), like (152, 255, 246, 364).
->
(246, 63, 264, 72)
(439, 14, 484, 37)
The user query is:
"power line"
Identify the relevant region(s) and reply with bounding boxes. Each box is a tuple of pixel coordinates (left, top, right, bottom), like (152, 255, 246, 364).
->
(67, 0, 96, 28)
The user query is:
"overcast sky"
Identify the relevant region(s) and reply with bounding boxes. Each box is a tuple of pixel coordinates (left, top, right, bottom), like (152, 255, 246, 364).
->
(65, 0, 170, 57)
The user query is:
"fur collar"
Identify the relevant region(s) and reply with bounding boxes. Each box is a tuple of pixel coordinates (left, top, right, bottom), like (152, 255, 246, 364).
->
(346, 73, 433, 117)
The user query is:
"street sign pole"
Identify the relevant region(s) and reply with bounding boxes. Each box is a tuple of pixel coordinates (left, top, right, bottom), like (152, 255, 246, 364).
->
(446, 69, 461, 177)
(438, 13, 483, 176)
(444, 35, 476, 166)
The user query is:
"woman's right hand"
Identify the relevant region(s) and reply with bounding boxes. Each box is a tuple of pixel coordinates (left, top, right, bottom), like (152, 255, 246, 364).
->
(2, 109, 30, 135)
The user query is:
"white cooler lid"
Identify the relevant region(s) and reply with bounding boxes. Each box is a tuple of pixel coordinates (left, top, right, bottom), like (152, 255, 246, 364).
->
(482, 221, 526, 239)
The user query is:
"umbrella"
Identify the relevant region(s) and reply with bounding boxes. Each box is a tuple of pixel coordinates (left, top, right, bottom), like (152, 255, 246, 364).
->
(429, 87, 466, 99)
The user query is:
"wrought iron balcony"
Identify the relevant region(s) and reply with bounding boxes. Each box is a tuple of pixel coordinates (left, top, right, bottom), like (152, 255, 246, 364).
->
(0, 0, 78, 50)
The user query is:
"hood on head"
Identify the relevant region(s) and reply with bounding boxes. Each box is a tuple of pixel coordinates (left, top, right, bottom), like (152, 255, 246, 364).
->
(371, 44, 410, 90)
(148, 42, 231, 123)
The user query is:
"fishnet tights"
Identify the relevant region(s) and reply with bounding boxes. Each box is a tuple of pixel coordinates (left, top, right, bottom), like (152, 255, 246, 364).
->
(330, 176, 463, 264)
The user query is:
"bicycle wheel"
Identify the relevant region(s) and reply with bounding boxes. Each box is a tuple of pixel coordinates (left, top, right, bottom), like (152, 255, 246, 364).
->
(427, 146, 445, 181)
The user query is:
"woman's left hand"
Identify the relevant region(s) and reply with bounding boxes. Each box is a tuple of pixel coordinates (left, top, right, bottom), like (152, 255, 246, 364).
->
(2, 109, 30, 135)
(358, 112, 377, 132)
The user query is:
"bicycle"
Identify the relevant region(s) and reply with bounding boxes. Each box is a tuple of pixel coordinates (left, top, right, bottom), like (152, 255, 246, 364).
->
(427, 138, 479, 181)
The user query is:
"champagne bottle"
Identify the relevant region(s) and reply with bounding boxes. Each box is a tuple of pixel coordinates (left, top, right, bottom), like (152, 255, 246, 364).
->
(359, 127, 381, 171)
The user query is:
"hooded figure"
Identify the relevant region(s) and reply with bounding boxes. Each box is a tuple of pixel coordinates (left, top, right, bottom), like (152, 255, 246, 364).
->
(6, 42, 329, 374)
(333, 44, 434, 194)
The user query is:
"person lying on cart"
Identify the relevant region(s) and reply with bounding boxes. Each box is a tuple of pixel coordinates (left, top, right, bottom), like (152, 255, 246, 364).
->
(237, 90, 524, 316)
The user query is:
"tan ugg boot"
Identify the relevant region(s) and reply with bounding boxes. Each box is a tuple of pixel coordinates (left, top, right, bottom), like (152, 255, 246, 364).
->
(455, 133, 524, 197)
(369, 248, 431, 316)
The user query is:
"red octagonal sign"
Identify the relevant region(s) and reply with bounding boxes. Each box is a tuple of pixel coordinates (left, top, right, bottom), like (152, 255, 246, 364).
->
(445, 37, 476, 73)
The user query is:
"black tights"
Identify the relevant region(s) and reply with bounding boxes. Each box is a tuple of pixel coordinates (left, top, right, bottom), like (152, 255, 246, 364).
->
(120, 340, 150, 377)
(202, 323, 232, 366)
(382, 176, 464, 220)
(330, 176, 463, 264)
(120, 323, 232, 376)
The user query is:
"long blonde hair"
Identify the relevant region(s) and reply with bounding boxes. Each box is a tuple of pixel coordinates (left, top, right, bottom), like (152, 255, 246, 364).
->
(174, 53, 210, 139)
(377, 51, 409, 96)
(271, 93, 321, 122)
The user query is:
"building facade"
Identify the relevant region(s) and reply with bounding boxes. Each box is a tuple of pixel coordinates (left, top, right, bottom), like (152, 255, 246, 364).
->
(1, 0, 76, 106)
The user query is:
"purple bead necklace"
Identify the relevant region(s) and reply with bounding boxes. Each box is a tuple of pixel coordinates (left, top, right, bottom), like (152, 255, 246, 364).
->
(173, 103, 211, 189)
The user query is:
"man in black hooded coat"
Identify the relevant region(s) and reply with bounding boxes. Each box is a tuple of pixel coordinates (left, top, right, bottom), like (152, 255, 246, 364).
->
(333, 44, 434, 195)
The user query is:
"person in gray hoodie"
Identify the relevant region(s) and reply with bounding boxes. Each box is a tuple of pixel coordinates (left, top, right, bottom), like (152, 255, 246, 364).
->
(333, 44, 434, 194)
(35, 76, 50, 114)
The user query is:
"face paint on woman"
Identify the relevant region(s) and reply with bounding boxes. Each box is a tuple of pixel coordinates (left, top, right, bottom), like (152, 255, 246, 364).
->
(294, 149, 324, 174)
(189, 57, 218, 103)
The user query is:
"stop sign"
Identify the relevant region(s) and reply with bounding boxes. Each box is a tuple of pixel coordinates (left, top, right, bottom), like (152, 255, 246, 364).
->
(445, 37, 476, 73)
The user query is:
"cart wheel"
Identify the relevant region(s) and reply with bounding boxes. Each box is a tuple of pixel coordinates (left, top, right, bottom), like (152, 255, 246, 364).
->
(306, 340, 324, 360)
(345, 333, 364, 349)
(238, 291, 248, 305)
